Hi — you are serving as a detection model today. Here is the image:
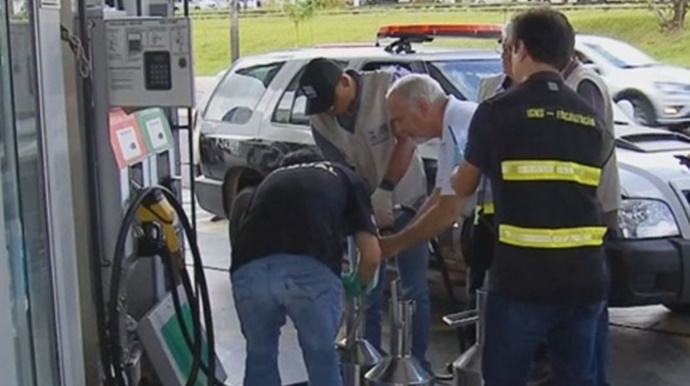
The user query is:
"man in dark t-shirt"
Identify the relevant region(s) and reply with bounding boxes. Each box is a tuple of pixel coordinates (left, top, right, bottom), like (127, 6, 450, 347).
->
(230, 149, 381, 386)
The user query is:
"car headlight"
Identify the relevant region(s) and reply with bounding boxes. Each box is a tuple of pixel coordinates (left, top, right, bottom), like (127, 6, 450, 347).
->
(618, 198, 680, 239)
(654, 81, 690, 95)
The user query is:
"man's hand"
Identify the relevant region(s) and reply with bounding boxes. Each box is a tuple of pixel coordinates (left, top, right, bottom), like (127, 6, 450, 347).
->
(379, 235, 402, 259)
(371, 187, 395, 229)
(342, 271, 364, 299)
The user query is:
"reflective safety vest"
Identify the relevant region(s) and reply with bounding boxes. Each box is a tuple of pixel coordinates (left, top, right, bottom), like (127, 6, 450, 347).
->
(480, 72, 609, 303)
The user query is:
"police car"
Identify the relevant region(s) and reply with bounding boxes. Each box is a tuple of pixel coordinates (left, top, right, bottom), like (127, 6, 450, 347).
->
(193, 24, 690, 313)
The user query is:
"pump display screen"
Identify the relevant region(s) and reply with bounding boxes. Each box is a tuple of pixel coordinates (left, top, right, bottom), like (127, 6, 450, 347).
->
(144, 51, 172, 91)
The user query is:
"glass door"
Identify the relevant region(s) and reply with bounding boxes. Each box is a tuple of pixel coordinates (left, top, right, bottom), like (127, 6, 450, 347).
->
(0, 0, 61, 383)
(0, 0, 35, 383)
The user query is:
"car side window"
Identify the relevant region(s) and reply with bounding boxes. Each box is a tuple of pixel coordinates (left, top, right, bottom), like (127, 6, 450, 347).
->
(361, 61, 413, 73)
(273, 60, 347, 127)
(576, 51, 594, 65)
(203, 61, 285, 124)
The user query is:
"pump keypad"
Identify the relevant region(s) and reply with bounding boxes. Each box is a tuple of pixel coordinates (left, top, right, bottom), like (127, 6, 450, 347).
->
(144, 51, 172, 91)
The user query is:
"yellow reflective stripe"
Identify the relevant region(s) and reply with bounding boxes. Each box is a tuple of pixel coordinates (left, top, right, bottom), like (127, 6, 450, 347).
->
(499, 224, 607, 249)
(501, 160, 601, 187)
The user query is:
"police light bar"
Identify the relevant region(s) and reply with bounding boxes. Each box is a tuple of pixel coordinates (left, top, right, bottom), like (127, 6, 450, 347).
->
(376, 23, 503, 40)
(313, 43, 374, 48)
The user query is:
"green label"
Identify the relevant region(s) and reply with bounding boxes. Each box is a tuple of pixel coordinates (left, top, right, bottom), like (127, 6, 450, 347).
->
(136, 108, 174, 154)
(160, 303, 211, 386)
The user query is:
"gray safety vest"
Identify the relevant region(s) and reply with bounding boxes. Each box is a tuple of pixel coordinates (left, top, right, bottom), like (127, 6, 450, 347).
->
(310, 71, 427, 208)
(564, 63, 621, 214)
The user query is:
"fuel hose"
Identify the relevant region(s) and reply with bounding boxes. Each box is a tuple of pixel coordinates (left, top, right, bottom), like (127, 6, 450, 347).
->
(107, 185, 218, 386)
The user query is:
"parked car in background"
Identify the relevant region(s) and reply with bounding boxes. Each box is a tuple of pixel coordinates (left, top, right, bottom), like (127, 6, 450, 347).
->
(575, 34, 690, 129)
(192, 24, 690, 313)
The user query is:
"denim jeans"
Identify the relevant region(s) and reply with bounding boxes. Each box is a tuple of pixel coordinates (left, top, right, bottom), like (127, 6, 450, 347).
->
(231, 254, 343, 386)
(596, 306, 611, 386)
(365, 210, 431, 371)
(483, 291, 604, 386)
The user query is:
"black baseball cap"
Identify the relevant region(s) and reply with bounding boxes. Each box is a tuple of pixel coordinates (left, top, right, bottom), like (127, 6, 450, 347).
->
(299, 58, 344, 115)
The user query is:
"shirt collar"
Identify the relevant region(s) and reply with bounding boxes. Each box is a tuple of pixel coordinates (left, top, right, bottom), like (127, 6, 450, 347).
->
(442, 96, 461, 146)
(500, 75, 513, 91)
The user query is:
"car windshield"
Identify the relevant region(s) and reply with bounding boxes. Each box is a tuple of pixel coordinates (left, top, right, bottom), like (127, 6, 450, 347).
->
(582, 40, 656, 69)
(429, 58, 503, 101)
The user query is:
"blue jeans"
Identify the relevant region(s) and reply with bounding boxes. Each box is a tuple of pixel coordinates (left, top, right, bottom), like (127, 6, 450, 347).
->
(596, 306, 611, 386)
(231, 254, 343, 386)
(365, 211, 431, 371)
(483, 291, 604, 386)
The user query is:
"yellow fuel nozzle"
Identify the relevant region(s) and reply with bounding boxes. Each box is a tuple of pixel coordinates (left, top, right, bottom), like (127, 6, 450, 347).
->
(136, 188, 182, 256)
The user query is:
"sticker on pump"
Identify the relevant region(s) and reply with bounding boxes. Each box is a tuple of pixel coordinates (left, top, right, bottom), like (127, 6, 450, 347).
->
(117, 127, 144, 160)
(109, 108, 149, 168)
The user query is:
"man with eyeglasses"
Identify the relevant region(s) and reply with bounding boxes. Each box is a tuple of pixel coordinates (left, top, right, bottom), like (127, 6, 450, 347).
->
(468, 18, 619, 386)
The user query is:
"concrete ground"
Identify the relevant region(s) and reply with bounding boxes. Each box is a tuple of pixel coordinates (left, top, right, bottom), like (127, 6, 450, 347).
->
(181, 192, 690, 386)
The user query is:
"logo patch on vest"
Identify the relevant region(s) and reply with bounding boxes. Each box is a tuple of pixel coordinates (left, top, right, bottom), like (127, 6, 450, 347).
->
(367, 123, 391, 147)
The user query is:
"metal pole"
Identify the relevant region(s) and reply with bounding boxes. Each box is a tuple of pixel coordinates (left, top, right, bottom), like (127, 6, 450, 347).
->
(230, 0, 240, 62)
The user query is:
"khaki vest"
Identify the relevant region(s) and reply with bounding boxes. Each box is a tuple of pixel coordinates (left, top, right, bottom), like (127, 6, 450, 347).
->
(311, 71, 427, 208)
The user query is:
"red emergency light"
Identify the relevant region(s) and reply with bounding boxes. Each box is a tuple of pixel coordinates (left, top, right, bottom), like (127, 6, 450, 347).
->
(376, 23, 504, 40)
(313, 43, 374, 48)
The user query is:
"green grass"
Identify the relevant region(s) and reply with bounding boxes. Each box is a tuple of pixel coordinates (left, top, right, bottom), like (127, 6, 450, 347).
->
(192, 9, 690, 75)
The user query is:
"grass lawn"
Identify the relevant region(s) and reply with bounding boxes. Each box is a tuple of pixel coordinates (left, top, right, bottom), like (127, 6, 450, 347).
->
(192, 9, 690, 75)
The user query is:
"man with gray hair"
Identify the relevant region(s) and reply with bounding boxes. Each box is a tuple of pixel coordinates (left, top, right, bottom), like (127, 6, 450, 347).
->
(379, 74, 478, 262)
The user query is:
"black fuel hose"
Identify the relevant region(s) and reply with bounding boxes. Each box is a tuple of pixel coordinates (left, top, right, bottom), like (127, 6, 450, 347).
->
(107, 185, 216, 386)
(160, 246, 229, 386)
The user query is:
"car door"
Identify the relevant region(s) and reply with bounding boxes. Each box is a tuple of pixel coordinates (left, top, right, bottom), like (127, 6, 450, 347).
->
(197, 59, 286, 181)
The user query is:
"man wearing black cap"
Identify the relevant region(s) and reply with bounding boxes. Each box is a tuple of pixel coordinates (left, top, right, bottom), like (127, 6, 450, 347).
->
(299, 58, 433, 373)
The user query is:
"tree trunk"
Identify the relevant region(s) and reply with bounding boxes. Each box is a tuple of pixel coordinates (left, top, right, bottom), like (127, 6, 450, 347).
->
(294, 21, 300, 45)
(672, 0, 688, 29)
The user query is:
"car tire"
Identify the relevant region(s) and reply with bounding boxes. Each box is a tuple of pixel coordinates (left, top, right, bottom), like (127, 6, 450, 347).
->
(228, 187, 255, 245)
(625, 95, 658, 127)
(663, 302, 690, 315)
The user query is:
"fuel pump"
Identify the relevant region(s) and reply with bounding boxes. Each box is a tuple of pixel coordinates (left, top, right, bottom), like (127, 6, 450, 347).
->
(66, 0, 228, 383)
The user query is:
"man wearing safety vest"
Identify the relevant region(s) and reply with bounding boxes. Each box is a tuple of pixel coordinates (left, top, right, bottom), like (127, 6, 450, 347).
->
(470, 20, 619, 386)
(298, 59, 433, 373)
(450, 8, 613, 384)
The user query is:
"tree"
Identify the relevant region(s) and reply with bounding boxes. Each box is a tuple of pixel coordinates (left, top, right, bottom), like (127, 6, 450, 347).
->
(284, 0, 337, 44)
(648, 0, 688, 31)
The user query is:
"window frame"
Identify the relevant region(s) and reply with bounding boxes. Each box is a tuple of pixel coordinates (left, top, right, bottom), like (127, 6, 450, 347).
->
(201, 60, 286, 124)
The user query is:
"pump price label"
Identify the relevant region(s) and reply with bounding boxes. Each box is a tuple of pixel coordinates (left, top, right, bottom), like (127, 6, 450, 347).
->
(136, 108, 174, 153)
(117, 127, 144, 160)
(109, 108, 150, 168)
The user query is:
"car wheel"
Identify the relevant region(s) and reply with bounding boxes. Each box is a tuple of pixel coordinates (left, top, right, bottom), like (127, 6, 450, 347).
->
(228, 187, 255, 245)
(663, 302, 690, 315)
(626, 95, 658, 127)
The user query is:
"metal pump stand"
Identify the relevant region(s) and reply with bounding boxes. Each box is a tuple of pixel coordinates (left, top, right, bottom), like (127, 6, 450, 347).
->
(338, 237, 384, 386)
(365, 276, 434, 386)
(443, 287, 488, 386)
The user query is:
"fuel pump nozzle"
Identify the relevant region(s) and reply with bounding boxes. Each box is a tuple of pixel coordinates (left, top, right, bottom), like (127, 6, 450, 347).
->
(135, 188, 183, 267)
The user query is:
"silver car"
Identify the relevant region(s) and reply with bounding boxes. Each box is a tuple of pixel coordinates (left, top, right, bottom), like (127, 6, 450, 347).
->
(193, 41, 690, 313)
(576, 34, 690, 128)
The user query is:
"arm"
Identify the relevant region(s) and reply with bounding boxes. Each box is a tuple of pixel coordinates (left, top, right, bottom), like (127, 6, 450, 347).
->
(381, 134, 417, 186)
(576, 80, 606, 118)
(344, 170, 382, 283)
(354, 231, 381, 283)
(381, 66, 417, 187)
(381, 193, 468, 257)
